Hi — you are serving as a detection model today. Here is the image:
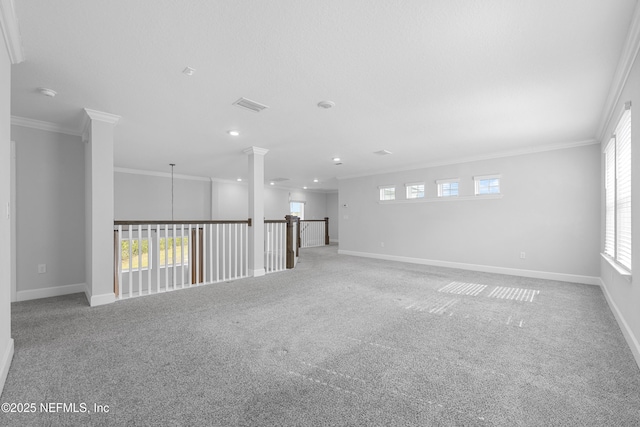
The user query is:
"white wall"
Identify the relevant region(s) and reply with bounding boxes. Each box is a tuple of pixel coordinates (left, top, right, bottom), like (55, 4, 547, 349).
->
(339, 144, 601, 282)
(600, 35, 640, 368)
(0, 21, 14, 397)
(115, 171, 211, 220)
(12, 126, 86, 299)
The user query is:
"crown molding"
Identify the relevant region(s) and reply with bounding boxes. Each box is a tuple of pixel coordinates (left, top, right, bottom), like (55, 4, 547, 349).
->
(337, 139, 599, 181)
(0, 0, 24, 64)
(242, 146, 269, 156)
(82, 108, 121, 141)
(114, 167, 211, 182)
(11, 115, 82, 136)
(597, 1, 640, 141)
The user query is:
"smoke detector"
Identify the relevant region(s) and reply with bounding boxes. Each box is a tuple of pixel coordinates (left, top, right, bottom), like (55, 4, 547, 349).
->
(38, 87, 57, 97)
(374, 149, 393, 155)
(317, 100, 335, 109)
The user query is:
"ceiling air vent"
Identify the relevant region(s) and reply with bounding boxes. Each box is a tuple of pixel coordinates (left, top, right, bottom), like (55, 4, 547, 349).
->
(374, 149, 393, 155)
(233, 97, 269, 113)
(268, 177, 289, 183)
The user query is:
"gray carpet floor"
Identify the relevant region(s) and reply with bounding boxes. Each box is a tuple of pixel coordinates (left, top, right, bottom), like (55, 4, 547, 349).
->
(1, 244, 640, 426)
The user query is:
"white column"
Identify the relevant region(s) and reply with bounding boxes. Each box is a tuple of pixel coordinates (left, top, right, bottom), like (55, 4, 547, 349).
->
(83, 108, 120, 306)
(243, 146, 268, 277)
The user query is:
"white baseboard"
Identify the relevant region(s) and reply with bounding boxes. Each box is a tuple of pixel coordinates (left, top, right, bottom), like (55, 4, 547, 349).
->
(250, 268, 266, 278)
(84, 286, 116, 307)
(337, 250, 600, 286)
(16, 283, 86, 302)
(599, 278, 640, 370)
(0, 338, 15, 396)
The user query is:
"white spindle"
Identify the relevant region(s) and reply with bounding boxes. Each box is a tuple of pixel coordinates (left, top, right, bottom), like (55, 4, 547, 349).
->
(222, 224, 226, 280)
(164, 225, 169, 291)
(155, 225, 160, 294)
(147, 224, 151, 295)
(128, 227, 132, 298)
(180, 224, 185, 288)
(117, 225, 123, 300)
(203, 224, 208, 284)
(188, 224, 193, 286)
(171, 224, 176, 290)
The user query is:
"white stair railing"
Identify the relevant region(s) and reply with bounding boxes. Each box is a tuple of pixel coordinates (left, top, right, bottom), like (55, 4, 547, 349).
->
(300, 218, 329, 248)
(114, 220, 250, 300)
(264, 220, 286, 273)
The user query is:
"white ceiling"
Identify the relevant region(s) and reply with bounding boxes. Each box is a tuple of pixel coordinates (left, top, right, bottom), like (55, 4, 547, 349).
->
(10, 0, 638, 190)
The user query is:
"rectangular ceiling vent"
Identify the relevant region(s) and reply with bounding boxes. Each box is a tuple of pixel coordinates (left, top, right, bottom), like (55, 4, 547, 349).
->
(269, 177, 289, 182)
(374, 149, 393, 155)
(233, 97, 269, 113)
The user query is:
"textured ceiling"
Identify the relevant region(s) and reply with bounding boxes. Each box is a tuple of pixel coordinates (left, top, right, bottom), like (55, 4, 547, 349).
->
(10, 0, 638, 190)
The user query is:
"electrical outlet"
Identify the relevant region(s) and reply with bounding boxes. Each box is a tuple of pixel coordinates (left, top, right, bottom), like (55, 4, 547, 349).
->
(38, 264, 47, 274)
(520, 252, 526, 259)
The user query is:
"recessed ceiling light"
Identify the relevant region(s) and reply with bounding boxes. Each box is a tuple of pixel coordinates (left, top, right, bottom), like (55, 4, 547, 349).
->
(317, 100, 335, 109)
(237, 178, 242, 182)
(303, 186, 308, 189)
(228, 130, 240, 136)
(332, 157, 341, 162)
(183, 67, 195, 76)
(313, 179, 319, 183)
(270, 182, 275, 186)
(38, 87, 57, 97)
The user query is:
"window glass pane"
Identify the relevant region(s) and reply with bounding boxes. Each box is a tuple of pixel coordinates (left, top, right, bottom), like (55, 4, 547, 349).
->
(380, 187, 395, 201)
(406, 184, 424, 199)
(121, 238, 150, 271)
(477, 178, 500, 195)
(159, 237, 189, 267)
(290, 202, 305, 219)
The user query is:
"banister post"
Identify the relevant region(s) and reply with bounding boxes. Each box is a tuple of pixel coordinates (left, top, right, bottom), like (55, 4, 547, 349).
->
(285, 215, 294, 269)
(324, 217, 329, 245)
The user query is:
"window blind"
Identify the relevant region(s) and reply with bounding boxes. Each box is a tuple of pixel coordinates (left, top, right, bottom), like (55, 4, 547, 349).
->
(616, 109, 632, 270)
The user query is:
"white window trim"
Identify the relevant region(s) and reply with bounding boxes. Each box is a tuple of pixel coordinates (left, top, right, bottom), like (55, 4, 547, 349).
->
(405, 182, 425, 199)
(603, 102, 632, 273)
(473, 174, 501, 196)
(436, 178, 459, 197)
(378, 185, 396, 201)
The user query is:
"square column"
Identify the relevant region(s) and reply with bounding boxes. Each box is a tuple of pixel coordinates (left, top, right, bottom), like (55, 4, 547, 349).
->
(243, 146, 268, 277)
(83, 108, 120, 306)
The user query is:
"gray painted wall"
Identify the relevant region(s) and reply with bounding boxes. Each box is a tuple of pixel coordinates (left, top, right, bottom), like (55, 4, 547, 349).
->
(327, 192, 339, 242)
(12, 126, 86, 292)
(339, 144, 601, 278)
(115, 172, 211, 220)
(600, 48, 640, 366)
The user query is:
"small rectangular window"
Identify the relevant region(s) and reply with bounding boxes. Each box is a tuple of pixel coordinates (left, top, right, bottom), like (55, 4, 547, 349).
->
(436, 179, 459, 197)
(379, 185, 396, 201)
(474, 174, 501, 195)
(405, 182, 425, 199)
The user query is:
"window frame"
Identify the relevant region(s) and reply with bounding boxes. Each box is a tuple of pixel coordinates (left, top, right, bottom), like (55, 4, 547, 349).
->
(379, 185, 396, 201)
(405, 182, 425, 199)
(436, 178, 459, 197)
(603, 103, 632, 274)
(473, 174, 501, 196)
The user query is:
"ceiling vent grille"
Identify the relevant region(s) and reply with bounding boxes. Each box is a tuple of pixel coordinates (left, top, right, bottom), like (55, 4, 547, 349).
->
(268, 177, 289, 182)
(233, 97, 269, 113)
